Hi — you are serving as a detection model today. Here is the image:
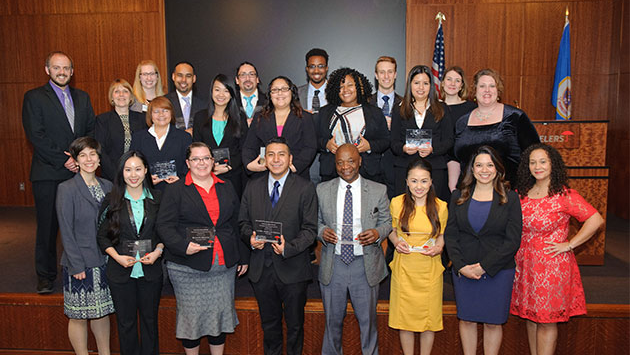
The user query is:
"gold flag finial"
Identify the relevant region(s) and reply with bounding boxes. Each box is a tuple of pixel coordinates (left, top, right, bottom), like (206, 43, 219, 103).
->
(565, 7, 569, 22)
(435, 12, 446, 25)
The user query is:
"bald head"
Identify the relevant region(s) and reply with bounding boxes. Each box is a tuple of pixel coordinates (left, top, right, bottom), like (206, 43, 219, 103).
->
(335, 144, 362, 183)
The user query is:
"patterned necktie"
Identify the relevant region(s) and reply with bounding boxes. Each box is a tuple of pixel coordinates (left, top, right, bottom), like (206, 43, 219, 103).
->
(270, 181, 280, 208)
(245, 94, 256, 118)
(382, 95, 390, 117)
(182, 96, 191, 127)
(340, 184, 354, 265)
(312, 90, 321, 113)
(62, 91, 75, 132)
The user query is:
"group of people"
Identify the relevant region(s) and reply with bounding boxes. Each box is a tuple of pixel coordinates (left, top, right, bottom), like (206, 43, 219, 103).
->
(21, 49, 604, 355)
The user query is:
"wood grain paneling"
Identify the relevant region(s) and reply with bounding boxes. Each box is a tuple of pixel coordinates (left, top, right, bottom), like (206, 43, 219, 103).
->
(0, 0, 166, 206)
(1, 294, 628, 354)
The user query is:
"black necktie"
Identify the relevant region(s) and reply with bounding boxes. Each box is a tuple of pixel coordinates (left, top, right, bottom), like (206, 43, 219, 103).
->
(312, 90, 321, 113)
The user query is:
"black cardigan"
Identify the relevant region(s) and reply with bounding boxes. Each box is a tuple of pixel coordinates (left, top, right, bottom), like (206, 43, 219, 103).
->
(96, 189, 163, 283)
(444, 189, 522, 277)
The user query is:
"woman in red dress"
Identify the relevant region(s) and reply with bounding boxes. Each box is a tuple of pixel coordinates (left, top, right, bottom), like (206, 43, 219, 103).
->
(511, 143, 604, 355)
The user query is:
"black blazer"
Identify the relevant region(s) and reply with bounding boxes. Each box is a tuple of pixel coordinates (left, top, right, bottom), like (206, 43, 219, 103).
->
(164, 91, 208, 130)
(130, 125, 192, 189)
(22, 82, 96, 181)
(192, 109, 248, 195)
(316, 103, 390, 180)
(95, 109, 147, 180)
(238, 173, 318, 284)
(390, 102, 454, 170)
(242, 111, 317, 179)
(157, 177, 249, 271)
(444, 189, 522, 277)
(235, 90, 267, 123)
(96, 189, 163, 283)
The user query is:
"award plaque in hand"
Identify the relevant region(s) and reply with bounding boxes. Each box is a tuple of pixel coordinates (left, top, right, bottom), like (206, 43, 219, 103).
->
(406, 129, 432, 149)
(151, 160, 177, 179)
(212, 148, 231, 166)
(122, 239, 152, 257)
(186, 227, 215, 247)
(254, 220, 282, 244)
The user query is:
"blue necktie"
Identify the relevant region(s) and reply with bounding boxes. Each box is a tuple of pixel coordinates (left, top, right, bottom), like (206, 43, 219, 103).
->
(270, 181, 280, 208)
(340, 185, 354, 265)
(381, 95, 390, 117)
(245, 94, 256, 118)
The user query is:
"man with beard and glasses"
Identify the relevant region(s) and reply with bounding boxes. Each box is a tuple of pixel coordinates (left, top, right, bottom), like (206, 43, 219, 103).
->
(235, 61, 267, 127)
(22, 51, 96, 293)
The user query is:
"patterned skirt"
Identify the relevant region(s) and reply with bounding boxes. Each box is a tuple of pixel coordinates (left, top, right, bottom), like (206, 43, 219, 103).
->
(167, 260, 238, 340)
(63, 265, 115, 319)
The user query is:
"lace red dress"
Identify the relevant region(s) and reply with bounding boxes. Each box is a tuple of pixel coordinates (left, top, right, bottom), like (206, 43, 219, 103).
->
(510, 189, 597, 323)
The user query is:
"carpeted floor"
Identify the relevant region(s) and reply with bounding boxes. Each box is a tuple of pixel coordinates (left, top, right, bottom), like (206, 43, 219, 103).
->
(0, 206, 627, 304)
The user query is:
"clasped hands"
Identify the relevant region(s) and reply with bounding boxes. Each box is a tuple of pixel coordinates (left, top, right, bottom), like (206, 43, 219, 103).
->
(326, 134, 371, 154)
(458, 263, 486, 280)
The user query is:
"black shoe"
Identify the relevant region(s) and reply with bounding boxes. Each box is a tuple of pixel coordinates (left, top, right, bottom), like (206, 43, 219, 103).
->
(37, 278, 53, 294)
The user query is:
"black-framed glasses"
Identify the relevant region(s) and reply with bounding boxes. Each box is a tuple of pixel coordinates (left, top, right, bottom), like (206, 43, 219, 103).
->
(307, 64, 327, 69)
(188, 156, 213, 163)
(269, 87, 291, 95)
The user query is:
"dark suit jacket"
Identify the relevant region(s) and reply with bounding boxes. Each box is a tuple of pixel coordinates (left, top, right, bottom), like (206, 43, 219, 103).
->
(96, 189, 163, 282)
(242, 111, 317, 179)
(316, 103, 390, 180)
(164, 91, 208, 130)
(95, 109, 147, 180)
(235, 90, 267, 123)
(56, 174, 112, 275)
(129, 125, 192, 189)
(390, 102, 454, 170)
(238, 173, 318, 284)
(22, 82, 96, 181)
(367, 92, 402, 115)
(444, 189, 522, 277)
(192, 109, 249, 195)
(157, 177, 249, 271)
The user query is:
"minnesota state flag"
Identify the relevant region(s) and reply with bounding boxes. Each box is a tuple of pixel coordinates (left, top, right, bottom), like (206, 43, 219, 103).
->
(551, 16, 571, 120)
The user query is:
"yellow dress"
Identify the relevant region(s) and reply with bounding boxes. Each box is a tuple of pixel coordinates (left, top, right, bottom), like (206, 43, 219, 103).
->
(388, 195, 448, 332)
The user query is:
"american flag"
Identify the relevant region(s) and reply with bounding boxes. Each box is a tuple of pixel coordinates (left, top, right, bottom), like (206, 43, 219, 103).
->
(431, 23, 445, 97)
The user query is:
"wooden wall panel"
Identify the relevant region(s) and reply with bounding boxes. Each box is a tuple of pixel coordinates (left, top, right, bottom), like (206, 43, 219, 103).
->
(0, 0, 167, 206)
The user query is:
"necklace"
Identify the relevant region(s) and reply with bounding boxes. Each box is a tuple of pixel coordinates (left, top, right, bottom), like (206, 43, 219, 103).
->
(474, 105, 497, 121)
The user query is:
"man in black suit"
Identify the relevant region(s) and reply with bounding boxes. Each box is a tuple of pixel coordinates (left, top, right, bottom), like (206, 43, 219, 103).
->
(164, 61, 207, 134)
(234, 61, 267, 127)
(238, 137, 317, 355)
(22, 51, 96, 293)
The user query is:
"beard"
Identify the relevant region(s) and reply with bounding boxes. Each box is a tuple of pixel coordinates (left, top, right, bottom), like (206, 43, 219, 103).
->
(50, 74, 71, 87)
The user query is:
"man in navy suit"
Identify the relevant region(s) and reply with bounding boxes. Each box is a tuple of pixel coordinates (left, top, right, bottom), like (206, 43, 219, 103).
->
(164, 61, 207, 134)
(22, 51, 96, 293)
(239, 137, 317, 355)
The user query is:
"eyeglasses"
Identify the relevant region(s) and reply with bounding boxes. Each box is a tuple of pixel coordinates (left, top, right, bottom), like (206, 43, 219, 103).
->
(140, 72, 158, 77)
(238, 72, 257, 78)
(188, 156, 213, 163)
(307, 64, 327, 70)
(152, 108, 170, 114)
(269, 87, 290, 95)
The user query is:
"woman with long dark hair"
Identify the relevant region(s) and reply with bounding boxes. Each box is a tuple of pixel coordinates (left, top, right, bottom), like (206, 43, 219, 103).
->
(391, 65, 454, 201)
(242, 75, 317, 180)
(193, 74, 247, 196)
(511, 144, 603, 355)
(444, 145, 522, 355)
(317, 67, 390, 182)
(388, 158, 448, 355)
(97, 150, 163, 355)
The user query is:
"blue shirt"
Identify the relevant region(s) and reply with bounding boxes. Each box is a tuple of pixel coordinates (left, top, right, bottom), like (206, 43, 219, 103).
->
(376, 90, 396, 116)
(268, 170, 289, 198)
(307, 81, 327, 111)
(212, 118, 228, 146)
(49, 80, 74, 115)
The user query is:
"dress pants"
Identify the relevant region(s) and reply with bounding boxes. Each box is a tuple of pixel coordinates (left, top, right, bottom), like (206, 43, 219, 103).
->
(320, 255, 380, 355)
(33, 180, 64, 281)
(251, 264, 308, 355)
(108, 276, 163, 355)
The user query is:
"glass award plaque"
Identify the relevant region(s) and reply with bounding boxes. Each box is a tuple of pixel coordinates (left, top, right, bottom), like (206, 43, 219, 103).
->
(406, 129, 432, 149)
(254, 220, 282, 244)
(259, 147, 266, 165)
(212, 148, 230, 166)
(335, 223, 358, 245)
(398, 232, 434, 253)
(186, 227, 215, 247)
(122, 239, 152, 257)
(150, 160, 177, 179)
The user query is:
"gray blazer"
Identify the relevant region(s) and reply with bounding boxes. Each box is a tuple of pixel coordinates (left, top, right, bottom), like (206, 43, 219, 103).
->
(56, 174, 112, 275)
(297, 84, 308, 108)
(316, 177, 391, 287)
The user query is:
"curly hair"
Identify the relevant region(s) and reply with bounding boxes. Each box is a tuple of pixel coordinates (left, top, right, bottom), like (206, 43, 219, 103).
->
(457, 145, 509, 205)
(470, 68, 504, 102)
(261, 76, 303, 119)
(324, 67, 373, 107)
(516, 143, 569, 198)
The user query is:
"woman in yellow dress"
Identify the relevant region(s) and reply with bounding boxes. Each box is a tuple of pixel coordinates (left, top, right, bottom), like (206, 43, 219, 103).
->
(388, 158, 448, 355)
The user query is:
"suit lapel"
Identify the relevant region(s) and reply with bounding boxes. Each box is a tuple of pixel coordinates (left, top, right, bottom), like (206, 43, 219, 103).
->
(69, 87, 82, 135)
(270, 173, 293, 220)
(477, 191, 500, 236)
(360, 178, 370, 224)
(74, 174, 100, 209)
(45, 84, 74, 135)
(183, 182, 213, 225)
(281, 113, 296, 138)
(328, 178, 340, 227)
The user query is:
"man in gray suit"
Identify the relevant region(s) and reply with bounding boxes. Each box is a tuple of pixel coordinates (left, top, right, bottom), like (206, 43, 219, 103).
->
(316, 143, 391, 355)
